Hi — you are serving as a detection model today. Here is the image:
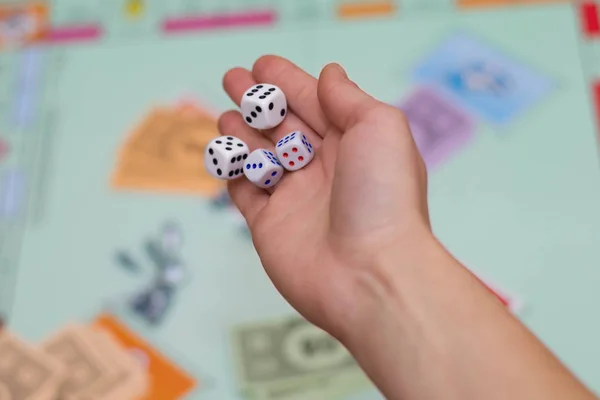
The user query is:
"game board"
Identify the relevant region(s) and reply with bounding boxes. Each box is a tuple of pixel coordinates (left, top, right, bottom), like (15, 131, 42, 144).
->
(1, 0, 600, 399)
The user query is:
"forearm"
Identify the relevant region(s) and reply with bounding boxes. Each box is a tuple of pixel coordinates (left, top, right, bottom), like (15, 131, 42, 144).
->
(344, 234, 596, 400)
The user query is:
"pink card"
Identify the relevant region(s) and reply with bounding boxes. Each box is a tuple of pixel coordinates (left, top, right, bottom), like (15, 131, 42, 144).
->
(0, 138, 8, 162)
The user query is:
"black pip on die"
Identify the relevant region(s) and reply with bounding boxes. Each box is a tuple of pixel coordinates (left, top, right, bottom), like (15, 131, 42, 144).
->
(241, 84, 287, 130)
(243, 149, 284, 189)
(204, 136, 249, 179)
(275, 131, 314, 171)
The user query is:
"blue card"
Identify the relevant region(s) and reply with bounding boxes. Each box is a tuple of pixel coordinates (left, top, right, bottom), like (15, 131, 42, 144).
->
(0, 169, 25, 219)
(413, 33, 553, 125)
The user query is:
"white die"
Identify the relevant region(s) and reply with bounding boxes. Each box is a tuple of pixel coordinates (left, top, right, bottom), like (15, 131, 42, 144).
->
(243, 149, 284, 189)
(275, 131, 314, 171)
(204, 136, 249, 180)
(241, 83, 287, 130)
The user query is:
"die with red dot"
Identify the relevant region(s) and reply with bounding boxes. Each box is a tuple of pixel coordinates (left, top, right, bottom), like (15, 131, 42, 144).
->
(275, 131, 314, 171)
(243, 149, 285, 189)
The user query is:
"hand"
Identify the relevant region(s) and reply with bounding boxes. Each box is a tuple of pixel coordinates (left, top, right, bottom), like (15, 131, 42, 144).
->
(219, 56, 431, 339)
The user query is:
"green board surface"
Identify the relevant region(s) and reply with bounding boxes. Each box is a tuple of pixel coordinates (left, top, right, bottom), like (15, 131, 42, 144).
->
(0, 1, 599, 399)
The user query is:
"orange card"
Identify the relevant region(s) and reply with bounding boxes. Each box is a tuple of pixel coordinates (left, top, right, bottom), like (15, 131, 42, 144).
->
(93, 313, 197, 400)
(111, 103, 225, 196)
(0, 2, 48, 48)
(337, 1, 397, 19)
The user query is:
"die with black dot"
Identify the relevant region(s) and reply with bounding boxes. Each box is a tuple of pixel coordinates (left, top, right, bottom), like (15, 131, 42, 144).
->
(241, 83, 287, 130)
(275, 131, 314, 171)
(204, 136, 249, 180)
(243, 149, 284, 189)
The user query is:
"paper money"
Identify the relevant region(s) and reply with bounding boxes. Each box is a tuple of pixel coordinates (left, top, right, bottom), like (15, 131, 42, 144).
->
(232, 316, 370, 399)
(68, 327, 148, 400)
(246, 369, 370, 400)
(41, 323, 115, 398)
(0, 330, 65, 400)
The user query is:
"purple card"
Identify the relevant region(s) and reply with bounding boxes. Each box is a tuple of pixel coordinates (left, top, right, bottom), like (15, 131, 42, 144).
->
(398, 87, 475, 169)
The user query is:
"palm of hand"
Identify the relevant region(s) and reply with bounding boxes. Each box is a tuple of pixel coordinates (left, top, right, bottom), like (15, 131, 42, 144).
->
(219, 56, 429, 335)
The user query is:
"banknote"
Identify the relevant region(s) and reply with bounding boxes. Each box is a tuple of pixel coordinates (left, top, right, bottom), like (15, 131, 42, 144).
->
(0, 330, 65, 400)
(69, 327, 148, 400)
(244, 366, 370, 400)
(41, 323, 115, 398)
(231, 316, 371, 399)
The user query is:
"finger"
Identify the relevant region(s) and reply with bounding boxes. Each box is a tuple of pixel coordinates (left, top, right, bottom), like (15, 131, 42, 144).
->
(222, 67, 259, 108)
(227, 178, 268, 227)
(252, 55, 330, 136)
(223, 67, 322, 147)
(318, 63, 398, 132)
(218, 110, 270, 225)
(218, 109, 272, 151)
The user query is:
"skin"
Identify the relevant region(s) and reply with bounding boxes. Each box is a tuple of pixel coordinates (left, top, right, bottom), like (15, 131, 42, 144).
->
(218, 55, 598, 400)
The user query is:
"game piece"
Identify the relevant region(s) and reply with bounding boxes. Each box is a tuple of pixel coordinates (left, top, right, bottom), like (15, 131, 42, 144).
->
(211, 188, 233, 208)
(275, 131, 314, 171)
(133, 237, 188, 325)
(115, 250, 141, 273)
(243, 149, 285, 189)
(242, 150, 284, 189)
(241, 84, 287, 130)
(204, 135, 249, 180)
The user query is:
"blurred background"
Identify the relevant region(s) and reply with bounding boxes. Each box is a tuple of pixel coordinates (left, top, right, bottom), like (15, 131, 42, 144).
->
(0, 0, 599, 399)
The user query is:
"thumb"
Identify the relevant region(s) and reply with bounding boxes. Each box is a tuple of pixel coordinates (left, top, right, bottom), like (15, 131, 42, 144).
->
(317, 63, 382, 132)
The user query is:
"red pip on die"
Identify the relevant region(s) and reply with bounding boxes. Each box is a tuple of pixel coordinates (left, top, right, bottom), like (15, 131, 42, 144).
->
(275, 131, 314, 172)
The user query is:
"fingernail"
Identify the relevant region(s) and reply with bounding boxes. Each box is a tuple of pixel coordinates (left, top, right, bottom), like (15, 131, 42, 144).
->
(331, 63, 348, 79)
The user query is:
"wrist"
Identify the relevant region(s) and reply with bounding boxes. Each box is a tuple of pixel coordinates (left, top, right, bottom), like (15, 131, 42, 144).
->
(332, 229, 456, 397)
(338, 227, 451, 347)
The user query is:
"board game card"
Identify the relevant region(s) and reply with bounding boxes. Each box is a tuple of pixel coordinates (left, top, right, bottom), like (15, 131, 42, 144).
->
(413, 32, 553, 125)
(0, 330, 65, 400)
(111, 105, 224, 196)
(73, 327, 148, 400)
(398, 86, 475, 169)
(0, 138, 8, 162)
(0, 2, 48, 48)
(41, 324, 115, 399)
(93, 313, 197, 400)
